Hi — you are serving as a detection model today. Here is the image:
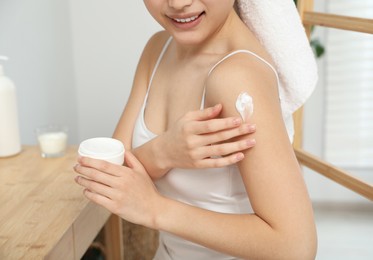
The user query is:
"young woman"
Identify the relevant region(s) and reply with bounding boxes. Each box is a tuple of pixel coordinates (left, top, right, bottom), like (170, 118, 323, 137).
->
(75, 0, 318, 259)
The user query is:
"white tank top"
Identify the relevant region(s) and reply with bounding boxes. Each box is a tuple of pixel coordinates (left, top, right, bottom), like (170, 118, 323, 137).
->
(132, 37, 293, 260)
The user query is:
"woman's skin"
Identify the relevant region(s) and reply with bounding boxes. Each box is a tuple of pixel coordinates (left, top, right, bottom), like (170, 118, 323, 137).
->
(74, 0, 317, 259)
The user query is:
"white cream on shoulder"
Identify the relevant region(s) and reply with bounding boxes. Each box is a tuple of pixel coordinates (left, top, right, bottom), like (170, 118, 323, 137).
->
(235, 92, 253, 122)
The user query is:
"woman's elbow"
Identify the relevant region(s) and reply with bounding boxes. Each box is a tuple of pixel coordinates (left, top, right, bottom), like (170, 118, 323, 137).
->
(283, 224, 318, 260)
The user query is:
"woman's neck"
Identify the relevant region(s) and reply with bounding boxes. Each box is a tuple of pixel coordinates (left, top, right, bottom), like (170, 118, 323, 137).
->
(172, 9, 246, 60)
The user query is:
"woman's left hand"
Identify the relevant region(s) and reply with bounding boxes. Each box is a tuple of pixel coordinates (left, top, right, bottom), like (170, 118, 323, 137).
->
(74, 151, 161, 228)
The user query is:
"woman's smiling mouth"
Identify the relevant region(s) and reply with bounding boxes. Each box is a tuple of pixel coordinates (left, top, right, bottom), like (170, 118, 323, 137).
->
(173, 14, 199, 23)
(169, 12, 205, 27)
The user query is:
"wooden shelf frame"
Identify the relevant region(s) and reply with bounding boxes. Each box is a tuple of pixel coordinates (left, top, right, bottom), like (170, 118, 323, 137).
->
(295, 0, 373, 202)
(303, 11, 373, 34)
(295, 148, 373, 201)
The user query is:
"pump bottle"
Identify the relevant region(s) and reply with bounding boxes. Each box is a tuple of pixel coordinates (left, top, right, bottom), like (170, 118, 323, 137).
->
(0, 56, 21, 157)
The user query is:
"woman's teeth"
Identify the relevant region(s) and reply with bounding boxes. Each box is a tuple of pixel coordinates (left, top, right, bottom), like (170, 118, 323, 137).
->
(174, 15, 199, 23)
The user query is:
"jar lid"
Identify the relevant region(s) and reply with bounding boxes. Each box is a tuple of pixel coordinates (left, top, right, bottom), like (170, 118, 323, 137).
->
(78, 137, 124, 159)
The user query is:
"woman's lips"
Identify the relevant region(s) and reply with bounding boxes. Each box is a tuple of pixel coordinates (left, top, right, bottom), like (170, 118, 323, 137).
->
(169, 12, 204, 29)
(173, 14, 199, 23)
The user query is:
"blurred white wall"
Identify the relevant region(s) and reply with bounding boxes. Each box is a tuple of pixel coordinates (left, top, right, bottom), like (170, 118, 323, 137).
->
(0, 0, 78, 144)
(0, 0, 160, 144)
(69, 0, 161, 140)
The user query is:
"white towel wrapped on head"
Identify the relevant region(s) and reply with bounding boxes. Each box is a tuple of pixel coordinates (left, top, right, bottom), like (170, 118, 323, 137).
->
(236, 0, 318, 117)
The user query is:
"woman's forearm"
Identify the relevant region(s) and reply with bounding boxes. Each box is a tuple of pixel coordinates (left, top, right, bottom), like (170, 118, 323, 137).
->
(153, 196, 317, 260)
(132, 135, 171, 179)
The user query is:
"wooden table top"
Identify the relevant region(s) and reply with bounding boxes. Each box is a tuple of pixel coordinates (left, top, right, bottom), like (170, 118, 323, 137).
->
(0, 146, 108, 259)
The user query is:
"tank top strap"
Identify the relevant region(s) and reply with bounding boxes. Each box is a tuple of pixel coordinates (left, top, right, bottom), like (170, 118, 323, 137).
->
(200, 50, 280, 109)
(145, 37, 173, 98)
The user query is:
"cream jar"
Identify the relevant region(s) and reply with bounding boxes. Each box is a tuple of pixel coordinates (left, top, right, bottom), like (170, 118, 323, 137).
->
(78, 137, 125, 165)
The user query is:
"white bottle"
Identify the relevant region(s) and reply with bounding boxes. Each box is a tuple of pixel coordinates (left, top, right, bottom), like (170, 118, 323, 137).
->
(0, 56, 21, 157)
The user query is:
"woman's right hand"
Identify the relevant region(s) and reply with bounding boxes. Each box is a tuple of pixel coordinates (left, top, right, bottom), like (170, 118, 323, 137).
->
(158, 103, 256, 170)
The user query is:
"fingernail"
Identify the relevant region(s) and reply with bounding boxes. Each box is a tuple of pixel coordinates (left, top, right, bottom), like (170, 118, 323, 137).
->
(213, 104, 221, 111)
(236, 153, 244, 161)
(247, 139, 256, 146)
(233, 118, 242, 125)
(247, 124, 256, 131)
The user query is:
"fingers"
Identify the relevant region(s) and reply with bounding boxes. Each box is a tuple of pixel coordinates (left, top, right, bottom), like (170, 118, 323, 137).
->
(83, 188, 112, 203)
(185, 104, 222, 121)
(75, 156, 127, 189)
(74, 163, 118, 188)
(200, 123, 256, 145)
(82, 189, 115, 211)
(75, 175, 114, 199)
(125, 151, 147, 175)
(192, 116, 244, 135)
(125, 151, 143, 170)
(77, 156, 121, 177)
(198, 138, 256, 158)
(198, 152, 246, 168)
(186, 137, 256, 168)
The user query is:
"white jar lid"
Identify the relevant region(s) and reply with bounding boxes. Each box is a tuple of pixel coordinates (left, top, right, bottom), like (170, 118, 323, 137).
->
(78, 137, 124, 160)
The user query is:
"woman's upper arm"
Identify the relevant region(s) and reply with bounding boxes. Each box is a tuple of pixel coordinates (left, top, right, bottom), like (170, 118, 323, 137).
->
(113, 31, 170, 150)
(205, 54, 316, 245)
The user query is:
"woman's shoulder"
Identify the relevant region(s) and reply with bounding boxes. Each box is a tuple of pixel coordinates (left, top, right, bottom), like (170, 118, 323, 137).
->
(147, 30, 171, 47)
(206, 50, 278, 98)
(210, 49, 276, 77)
(203, 46, 282, 124)
(135, 31, 171, 79)
(142, 31, 171, 60)
(208, 30, 277, 88)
